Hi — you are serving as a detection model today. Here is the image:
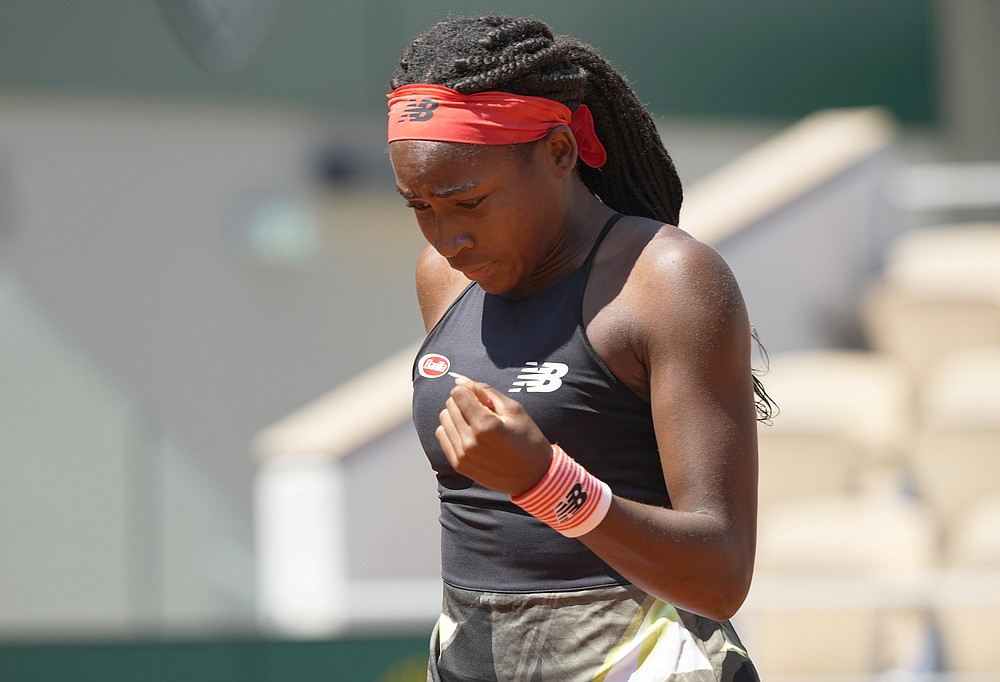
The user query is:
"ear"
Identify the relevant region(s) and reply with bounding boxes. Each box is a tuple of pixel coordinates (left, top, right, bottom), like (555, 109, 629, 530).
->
(541, 125, 578, 178)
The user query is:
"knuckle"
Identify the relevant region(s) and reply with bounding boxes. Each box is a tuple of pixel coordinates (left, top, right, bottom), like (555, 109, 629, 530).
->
(477, 417, 501, 435)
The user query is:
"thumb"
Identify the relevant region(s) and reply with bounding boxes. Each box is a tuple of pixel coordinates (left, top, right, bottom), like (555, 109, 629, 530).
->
(470, 381, 504, 414)
(449, 372, 500, 413)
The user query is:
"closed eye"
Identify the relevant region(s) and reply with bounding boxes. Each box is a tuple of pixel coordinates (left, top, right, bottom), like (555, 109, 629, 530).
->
(457, 196, 485, 209)
(405, 201, 431, 212)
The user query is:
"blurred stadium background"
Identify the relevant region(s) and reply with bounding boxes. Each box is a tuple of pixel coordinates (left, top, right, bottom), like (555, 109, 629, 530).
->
(0, 1, 998, 680)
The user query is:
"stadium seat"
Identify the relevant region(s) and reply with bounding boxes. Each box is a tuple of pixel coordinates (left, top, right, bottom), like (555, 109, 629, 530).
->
(910, 427, 1000, 532)
(935, 569, 1000, 675)
(756, 430, 862, 513)
(757, 349, 915, 509)
(910, 344, 1000, 531)
(860, 223, 1000, 380)
(945, 493, 1000, 569)
(860, 281, 1000, 381)
(917, 343, 1000, 430)
(933, 493, 1000, 674)
(880, 222, 1000, 300)
(746, 491, 940, 678)
(756, 491, 938, 575)
(762, 349, 914, 464)
(747, 594, 880, 679)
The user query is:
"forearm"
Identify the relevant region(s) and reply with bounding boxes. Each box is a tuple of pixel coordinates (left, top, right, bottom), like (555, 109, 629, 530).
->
(577, 496, 755, 621)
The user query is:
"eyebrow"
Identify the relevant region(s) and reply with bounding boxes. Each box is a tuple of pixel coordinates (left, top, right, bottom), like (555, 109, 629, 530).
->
(396, 179, 481, 200)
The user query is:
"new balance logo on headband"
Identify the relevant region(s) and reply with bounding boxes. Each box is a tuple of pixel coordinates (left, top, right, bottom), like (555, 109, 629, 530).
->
(508, 362, 569, 393)
(397, 98, 439, 122)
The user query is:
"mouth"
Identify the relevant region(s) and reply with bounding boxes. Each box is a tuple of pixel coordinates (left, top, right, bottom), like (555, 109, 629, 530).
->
(454, 261, 493, 280)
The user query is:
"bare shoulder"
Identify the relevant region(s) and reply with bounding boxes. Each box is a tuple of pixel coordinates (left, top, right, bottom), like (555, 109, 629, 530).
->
(626, 224, 750, 353)
(584, 218, 751, 400)
(415, 244, 470, 333)
(638, 225, 743, 303)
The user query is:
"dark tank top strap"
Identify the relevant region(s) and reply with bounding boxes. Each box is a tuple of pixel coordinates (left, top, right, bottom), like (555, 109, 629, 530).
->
(582, 213, 625, 271)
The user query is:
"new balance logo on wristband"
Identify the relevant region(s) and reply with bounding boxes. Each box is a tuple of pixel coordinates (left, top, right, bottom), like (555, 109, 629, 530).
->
(397, 98, 439, 122)
(554, 483, 588, 523)
(508, 362, 569, 393)
(510, 444, 613, 538)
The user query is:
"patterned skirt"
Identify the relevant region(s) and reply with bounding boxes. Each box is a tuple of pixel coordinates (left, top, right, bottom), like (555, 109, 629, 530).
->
(427, 582, 758, 681)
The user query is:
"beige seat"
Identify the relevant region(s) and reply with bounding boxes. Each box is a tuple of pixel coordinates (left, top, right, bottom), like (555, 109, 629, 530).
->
(746, 491, 939, 679)
(910, 344, 1000, 531)
(934, 494, 1000, 674)
(918, 343, 1000, 430)
(945, 493, 1000, 569)
(745, 592, 880, 680)
(756, 491, 939, 575)
(899, 344, 1000, 678)
(881, 222, 1000, 300)
(762, 349, 914, 463)
(910, 427, 1000, 531)
(861, 223, 1000, 379)
(757, 349, 914, 506)
(756, 430, 863, 513)
(934, 576, 1000, 676)
(860, 280, 1000, 380)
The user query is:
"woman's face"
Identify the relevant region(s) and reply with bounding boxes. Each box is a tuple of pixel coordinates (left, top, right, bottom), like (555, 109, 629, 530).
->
(389, 139, 565, 297)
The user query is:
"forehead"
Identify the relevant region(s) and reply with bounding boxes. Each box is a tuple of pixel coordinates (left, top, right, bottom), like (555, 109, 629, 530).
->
(389, 140, 524, 189)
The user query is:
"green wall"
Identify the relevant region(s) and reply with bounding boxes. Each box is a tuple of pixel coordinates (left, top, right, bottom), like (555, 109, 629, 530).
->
(0, 635, 430, 682)
(0, 0, 935, 122)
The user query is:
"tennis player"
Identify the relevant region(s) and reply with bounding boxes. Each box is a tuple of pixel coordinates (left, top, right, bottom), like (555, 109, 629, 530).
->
(390, 15, 772, 681)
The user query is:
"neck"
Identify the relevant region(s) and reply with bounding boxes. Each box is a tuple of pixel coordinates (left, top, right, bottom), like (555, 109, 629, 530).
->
(507, 181, 616, 299)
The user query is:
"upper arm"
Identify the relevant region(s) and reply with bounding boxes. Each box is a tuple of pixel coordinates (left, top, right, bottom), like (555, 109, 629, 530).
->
(415, 244, 471, 333)
(635, 234, 758, 544)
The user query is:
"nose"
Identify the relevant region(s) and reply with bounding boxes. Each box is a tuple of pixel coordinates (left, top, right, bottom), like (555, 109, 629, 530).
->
(428, 217, 473, 258)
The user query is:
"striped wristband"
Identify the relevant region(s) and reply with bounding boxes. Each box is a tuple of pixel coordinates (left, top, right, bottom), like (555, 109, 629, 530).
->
(511, 444, 613, 538)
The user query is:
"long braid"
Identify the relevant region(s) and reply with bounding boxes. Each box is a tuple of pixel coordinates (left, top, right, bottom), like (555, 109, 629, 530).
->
(563, 39, 684, 226)
(390, 16, 682, 225)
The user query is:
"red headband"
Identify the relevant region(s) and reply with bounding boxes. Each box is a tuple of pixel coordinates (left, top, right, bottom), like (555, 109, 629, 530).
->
(386, 84, 607, 169)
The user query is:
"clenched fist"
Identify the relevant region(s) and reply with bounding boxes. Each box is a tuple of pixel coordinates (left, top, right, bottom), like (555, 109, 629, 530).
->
(436, 374, 553, 496)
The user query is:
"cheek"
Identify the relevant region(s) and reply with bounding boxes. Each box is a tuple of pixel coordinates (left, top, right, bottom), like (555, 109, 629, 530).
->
(414, 214, 435, 242)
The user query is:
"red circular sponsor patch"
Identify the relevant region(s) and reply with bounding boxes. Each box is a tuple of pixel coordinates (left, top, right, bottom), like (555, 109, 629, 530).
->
(417, 353, 450, 378)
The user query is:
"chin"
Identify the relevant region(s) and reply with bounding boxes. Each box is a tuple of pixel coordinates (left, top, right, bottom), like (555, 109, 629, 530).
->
(477, 277, 522, 298)
(467, 266, 514, 296)
(474, 279, 507, 295)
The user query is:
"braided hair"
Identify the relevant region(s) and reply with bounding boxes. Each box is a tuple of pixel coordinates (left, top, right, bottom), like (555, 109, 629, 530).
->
(390, 15, 683, 226)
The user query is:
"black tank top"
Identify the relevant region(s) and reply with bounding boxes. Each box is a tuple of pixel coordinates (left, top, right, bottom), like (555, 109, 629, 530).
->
(411, 213, 669, 593)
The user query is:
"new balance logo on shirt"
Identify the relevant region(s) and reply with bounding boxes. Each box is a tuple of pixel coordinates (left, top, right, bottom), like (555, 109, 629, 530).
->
(508, 362, 569, 393)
